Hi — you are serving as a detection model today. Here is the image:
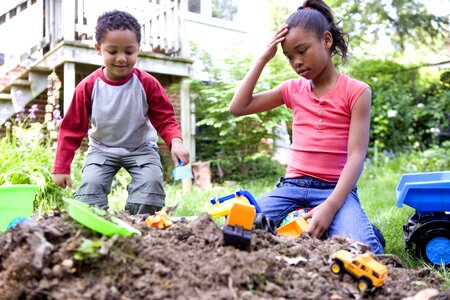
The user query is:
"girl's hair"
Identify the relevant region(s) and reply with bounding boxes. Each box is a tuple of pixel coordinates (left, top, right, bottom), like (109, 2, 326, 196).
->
(95, 10, 141, 45)
(286, 0, 348, 62)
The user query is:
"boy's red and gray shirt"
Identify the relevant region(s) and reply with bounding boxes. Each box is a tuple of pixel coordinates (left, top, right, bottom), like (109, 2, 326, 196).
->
(52, 67, 182, 174)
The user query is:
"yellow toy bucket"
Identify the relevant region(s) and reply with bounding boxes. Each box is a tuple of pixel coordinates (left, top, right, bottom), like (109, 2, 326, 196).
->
(0, 185, 38, 232)
(277, 217, 310, 238)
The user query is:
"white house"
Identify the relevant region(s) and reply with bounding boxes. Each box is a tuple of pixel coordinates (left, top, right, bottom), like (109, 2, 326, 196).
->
(0, 0, 271, 164)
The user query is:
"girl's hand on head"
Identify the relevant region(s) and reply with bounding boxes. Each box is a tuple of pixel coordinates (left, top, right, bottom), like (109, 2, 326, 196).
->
(260, 24, 289, 63)
(303, 202, 336, 239)
(170, 138, 190, 166)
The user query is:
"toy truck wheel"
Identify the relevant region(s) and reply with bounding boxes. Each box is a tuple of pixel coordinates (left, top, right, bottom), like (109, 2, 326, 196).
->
(418, 229, 450, 267)
(254, 213, 277, 235)
(330, 260, 343, 274)
(357, 278, 371, 292)
(254, 213, 268, 230)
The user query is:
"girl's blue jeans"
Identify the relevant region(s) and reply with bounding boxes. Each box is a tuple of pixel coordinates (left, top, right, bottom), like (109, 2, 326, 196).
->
(257, 176, 384, 254)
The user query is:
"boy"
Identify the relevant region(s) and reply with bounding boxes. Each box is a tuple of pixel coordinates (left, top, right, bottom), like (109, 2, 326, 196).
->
(52, 10, 189, 215)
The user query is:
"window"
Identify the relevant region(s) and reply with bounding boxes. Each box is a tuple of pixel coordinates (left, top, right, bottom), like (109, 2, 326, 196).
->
(373, 271, 379, 278)
(212, 0, 237, 21)
(188, 0, 201, 14)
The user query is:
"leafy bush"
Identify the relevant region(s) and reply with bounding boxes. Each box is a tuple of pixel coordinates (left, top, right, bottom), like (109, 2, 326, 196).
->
(0, 110, 83, 212)
(347, 59, 417, 151)
(410, 71, 450, 148)
(348, 59, 449, 153)
(365, 141, 450, 179)
(211, 152, 285, 182)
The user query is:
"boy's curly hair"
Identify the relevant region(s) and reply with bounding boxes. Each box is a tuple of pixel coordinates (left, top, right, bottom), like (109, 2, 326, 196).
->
(95, 10, 141, 44)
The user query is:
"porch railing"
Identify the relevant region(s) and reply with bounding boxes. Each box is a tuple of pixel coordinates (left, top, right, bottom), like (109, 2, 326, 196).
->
(0, 0, 185, 76)
(71, 0, 184, 56)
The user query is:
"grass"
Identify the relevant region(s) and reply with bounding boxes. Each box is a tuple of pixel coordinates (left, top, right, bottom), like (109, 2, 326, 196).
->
(358, 166, 414, 259)
(108, 169, 278, 216)
(165, 176, 278, 215)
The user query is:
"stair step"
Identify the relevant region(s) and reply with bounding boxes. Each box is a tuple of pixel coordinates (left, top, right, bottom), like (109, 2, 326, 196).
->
(0, 93, 12, 102)
(11, 79, 31, 87)
(6, 66, 26, 78)
(29, 66, 51, 73)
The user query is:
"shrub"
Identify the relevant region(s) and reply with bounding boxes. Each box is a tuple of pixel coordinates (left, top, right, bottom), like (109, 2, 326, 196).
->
(190, 47, 292, 178)
(211, 152, 285, 182)
(0, 107, 82, 212)
(348, 59, 450, 153)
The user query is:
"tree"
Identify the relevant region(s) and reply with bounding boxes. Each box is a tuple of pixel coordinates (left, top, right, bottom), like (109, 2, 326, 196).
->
(328, 0, 448, 52)
(269, 0, 448, 55)
(189, 46, 290, 180)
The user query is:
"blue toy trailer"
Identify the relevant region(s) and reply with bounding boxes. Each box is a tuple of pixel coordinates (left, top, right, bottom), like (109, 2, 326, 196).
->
(396, 171, 450, 267)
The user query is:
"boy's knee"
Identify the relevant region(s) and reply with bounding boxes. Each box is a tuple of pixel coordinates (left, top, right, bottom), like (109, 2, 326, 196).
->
(75, 179, 110, 206)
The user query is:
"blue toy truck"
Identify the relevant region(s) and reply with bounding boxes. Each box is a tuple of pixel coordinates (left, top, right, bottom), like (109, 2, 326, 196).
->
(396, 171, 450, 267)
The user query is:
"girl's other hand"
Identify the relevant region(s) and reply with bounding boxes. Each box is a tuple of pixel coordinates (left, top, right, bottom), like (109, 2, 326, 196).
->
(260, 24, 289, 63)
(303, 202, 336, 239)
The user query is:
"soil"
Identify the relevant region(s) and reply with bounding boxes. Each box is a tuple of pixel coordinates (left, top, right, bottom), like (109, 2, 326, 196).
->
(0, 210, 448, 300)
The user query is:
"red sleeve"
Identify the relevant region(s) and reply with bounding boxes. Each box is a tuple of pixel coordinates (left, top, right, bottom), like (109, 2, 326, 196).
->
(52, 72, 96, 174)
(135, 69, 182, 149)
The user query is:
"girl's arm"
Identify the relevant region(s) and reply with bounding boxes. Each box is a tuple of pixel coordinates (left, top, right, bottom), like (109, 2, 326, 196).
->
(304, 88, 372, 238)
(229, 25, 288, 116)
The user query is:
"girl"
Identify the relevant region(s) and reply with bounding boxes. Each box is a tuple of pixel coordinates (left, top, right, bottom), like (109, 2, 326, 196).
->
(230, 0, 384, 253)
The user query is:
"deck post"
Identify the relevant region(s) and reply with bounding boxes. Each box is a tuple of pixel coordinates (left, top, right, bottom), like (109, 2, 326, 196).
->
(62, 62, 75, 115)
(180, 77, 194, 193)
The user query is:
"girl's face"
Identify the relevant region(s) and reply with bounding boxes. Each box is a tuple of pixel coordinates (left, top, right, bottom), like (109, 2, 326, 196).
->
(281, 26, 332, 80)
(95, 29, 139, 81)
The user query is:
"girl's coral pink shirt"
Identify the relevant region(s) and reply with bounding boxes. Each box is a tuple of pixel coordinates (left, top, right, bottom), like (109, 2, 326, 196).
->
(281, 74, 370, 182)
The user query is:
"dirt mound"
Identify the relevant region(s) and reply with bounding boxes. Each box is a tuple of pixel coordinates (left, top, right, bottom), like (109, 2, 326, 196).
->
(0, 211, 448, 300)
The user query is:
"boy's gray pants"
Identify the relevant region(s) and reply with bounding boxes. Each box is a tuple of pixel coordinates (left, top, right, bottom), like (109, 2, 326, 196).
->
(75, 145, 165, 214)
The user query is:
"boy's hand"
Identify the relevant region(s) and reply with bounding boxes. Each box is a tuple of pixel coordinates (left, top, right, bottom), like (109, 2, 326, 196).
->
(52, 173, 73, 189)
(170, 138, 190, 166)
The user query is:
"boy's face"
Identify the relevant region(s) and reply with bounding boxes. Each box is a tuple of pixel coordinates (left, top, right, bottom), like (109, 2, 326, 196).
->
(281, 26, 332, 80)
(95, 29, 140, 81)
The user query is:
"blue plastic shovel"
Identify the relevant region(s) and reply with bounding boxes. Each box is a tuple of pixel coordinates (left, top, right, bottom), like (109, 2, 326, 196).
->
(172, 160, 194, 180)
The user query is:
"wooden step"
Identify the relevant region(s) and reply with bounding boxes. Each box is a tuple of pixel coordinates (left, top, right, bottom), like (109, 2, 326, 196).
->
(6, 66, 26, 78)
(11, 79, 31, 87)
(29, 66, 52, 73)
(0, 93, 12, 102)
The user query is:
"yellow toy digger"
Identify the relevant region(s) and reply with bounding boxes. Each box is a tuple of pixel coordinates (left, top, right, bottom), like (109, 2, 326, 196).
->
(209, 190, 277, 249)
(222, 202, 256, 249)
